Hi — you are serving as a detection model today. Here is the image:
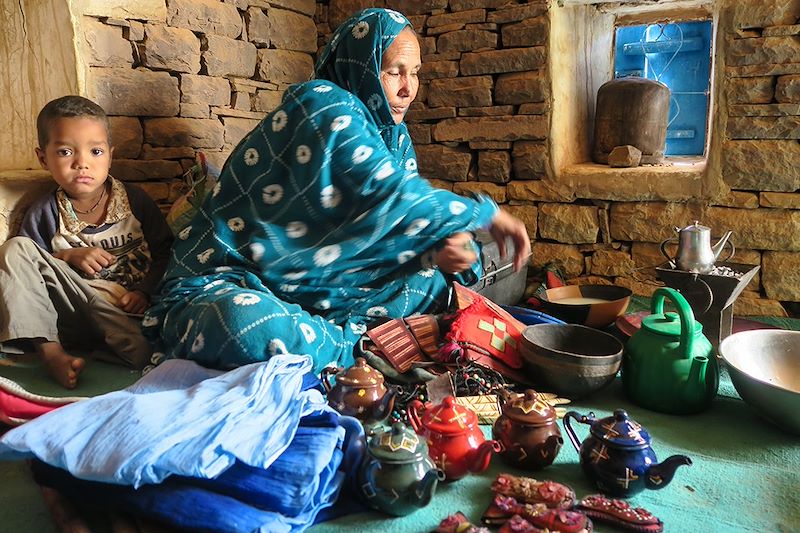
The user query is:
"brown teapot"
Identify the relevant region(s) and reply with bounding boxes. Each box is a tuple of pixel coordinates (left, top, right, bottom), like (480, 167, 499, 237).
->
(492, 389, 563, 470)
(322, 357, 397, 426)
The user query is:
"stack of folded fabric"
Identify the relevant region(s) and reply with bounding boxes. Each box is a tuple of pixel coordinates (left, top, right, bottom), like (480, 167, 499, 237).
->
(0, 354, 362, 532)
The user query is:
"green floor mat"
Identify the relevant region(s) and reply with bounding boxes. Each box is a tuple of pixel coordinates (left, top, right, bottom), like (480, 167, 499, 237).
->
(0, 352, 141, 400)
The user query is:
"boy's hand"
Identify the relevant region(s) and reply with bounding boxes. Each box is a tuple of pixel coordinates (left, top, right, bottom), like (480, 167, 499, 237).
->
(118, 290, 149, 315)
(435, 232, 478, 274)
(54, 247, 117, 276)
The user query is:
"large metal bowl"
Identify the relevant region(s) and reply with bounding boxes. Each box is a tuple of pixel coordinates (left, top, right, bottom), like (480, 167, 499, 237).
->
(520, 324, 624, 399)
(719, 330, 800, 435)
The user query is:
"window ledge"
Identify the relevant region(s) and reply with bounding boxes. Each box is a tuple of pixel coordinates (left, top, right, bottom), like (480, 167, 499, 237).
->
(562, 157, 707, 202)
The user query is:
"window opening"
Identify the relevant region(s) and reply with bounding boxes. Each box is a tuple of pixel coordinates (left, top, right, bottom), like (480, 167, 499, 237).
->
(614, 20, 712, 156)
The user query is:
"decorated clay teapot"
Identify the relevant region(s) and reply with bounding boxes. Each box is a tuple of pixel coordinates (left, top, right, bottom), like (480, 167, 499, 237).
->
(357, 422, 442, 516)
(660, 222, 734, 273)
(563, 409, 692, 497)
(622, 287, 719, 414)
(407, 396, 501, 481)
(492, 390, 563, 470)
(322, 357, 397, 426)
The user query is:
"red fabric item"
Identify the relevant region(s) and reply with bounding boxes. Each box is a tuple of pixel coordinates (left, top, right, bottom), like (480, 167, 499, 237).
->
(0, 389, 71, 425)
(446, 298, 524, 370)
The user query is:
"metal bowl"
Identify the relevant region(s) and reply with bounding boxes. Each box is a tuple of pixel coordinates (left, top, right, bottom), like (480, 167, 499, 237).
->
(520, 324, 624, 399)
(719, 330, 800, 435)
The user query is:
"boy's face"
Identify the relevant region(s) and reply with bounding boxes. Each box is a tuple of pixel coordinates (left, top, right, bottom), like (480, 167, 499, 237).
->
(36, 117, 113, 200)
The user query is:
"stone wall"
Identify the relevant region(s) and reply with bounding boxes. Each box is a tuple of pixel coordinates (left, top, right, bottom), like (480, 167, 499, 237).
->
(3, 0, 799, 316)
(80, 0, 317, 207)
(719, 0, 800, 307)
(316, 0, 799, 316)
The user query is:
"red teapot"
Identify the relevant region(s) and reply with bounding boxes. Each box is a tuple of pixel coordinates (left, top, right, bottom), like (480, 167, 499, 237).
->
(407, 396, 500, 481)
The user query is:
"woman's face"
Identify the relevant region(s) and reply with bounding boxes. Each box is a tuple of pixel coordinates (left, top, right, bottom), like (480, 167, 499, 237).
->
(380, 27, 421, 125)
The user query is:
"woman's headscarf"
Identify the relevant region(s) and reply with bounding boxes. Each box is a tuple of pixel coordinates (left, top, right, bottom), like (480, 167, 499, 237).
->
(314, 8, 414, 159)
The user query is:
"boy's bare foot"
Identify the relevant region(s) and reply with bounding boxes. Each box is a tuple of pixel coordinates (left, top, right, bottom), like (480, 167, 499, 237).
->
(35, 341, 85, 389)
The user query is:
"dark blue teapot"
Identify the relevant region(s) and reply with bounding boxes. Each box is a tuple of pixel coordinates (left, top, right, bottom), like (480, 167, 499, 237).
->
(563, 409, 692, 497)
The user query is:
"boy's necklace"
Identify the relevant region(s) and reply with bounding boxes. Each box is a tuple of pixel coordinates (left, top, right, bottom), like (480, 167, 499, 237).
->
(71, 187, 106, 215)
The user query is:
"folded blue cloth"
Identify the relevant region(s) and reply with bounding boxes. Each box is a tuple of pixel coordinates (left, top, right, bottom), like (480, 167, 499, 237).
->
(0, 355, 331, 487)
(30, 411, 354, 532)
(31, 460, 304, 533)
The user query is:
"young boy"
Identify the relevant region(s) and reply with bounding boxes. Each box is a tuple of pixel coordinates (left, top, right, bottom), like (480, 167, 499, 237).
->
(0, 95, 173, 388)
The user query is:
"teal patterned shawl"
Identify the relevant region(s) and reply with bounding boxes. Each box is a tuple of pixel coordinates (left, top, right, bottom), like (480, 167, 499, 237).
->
(142, 8, 498, 372)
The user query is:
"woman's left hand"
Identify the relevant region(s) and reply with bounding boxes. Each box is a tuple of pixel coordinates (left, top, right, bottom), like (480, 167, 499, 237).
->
(435, 232, 479, 274)
(488, 209, 531, 272)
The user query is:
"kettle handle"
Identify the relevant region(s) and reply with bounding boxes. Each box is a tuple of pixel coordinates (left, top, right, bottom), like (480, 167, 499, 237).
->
(650, 287, 696, 361)
(562, 410, 595, 453)
(659, 237, 678, 266)
(320, 366, 339, 393)
(716, 238, 735, 263)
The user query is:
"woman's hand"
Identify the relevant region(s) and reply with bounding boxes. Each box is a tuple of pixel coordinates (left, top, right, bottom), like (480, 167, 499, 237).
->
(434, 232, 478, 274)
(119, 290, 150, 315)
(54, 247, 117, 276)
(488, 209, 531, 272)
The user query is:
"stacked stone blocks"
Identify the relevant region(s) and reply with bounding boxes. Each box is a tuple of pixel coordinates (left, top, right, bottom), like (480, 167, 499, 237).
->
(85, 0, 317, 207)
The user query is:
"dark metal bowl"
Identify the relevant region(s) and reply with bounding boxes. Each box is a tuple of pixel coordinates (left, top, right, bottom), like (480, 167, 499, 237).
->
(520, 324, 624, 399)
(719, 330, 800, 435)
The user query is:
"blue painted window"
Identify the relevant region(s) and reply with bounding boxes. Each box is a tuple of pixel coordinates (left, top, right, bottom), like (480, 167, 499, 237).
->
(614, 21, 713, 156)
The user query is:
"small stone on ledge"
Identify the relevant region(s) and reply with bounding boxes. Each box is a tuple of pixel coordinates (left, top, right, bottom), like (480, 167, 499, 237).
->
(608, 145, 642, 168)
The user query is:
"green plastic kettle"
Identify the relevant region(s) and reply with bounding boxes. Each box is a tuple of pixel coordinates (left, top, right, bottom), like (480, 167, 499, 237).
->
(622, 287, 718, 414)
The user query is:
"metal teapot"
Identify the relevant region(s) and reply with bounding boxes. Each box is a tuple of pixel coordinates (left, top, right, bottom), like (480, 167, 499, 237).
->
(563, 409, 692, 497)
(357, 422, 442, 516)
(407, 396, 500, 481)
(660, 222, 734, 273)
(622, 287, 719, 414)
(321, 357, 397, 427)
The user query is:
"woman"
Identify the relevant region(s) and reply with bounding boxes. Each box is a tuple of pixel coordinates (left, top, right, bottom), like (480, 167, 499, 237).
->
(142, 8, 530, 374)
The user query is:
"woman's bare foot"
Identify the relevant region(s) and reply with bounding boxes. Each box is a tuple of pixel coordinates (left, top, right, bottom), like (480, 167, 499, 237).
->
(35, 341, 85, 389)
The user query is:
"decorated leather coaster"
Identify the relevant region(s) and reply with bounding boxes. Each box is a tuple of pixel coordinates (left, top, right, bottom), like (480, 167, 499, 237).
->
(497, 511, 593, 533)
(434, 511, 491, 533)
(482, 494, 550, 526)
(492, 474, 576, 508)
(487, 494, 592, 533)
(575, 495, 663, 533)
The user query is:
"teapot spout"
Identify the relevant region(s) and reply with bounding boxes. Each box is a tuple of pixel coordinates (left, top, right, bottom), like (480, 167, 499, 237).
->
(411, 469, 443, 508)
(688, 355, 708, 385)
(646, 454, 692, 490)
(469, 440, 501, 474)
(545, 434, 564, 456)
(711, 230, 733, 261)
(370, 386, 398, 422)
